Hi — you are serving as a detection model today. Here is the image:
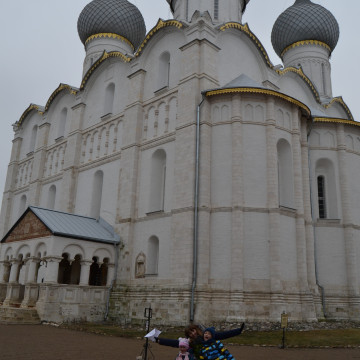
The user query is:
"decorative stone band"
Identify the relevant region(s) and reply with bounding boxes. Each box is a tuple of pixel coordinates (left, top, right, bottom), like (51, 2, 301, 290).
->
(281, 40, 331, 59)
(204, 87, 311, 116)
(85, 33, 135, 52)
(220, 22, 273, 68)
(135, 19, 183, 57)
(80, 50, 131, 90)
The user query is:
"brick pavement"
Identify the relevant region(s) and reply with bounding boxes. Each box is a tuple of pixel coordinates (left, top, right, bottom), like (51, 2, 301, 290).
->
(1, 324, 360, 360)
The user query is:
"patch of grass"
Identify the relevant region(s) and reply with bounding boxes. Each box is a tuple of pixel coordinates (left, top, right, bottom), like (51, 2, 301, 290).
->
(224, 329, 360, 347)
(60, 323, 360, 348)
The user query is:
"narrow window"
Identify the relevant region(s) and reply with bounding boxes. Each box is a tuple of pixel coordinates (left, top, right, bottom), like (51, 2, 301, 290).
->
(147, 236, 159, 275)
(104, 83, 115, 116)
(214, 0, 219, 20)
(148, 149, 166, 213)
(157, 52, 170, 90)
(29, 125, 38, 153)
(57, 108, 67, 139)
(317, 175, 327, 219)
(47, 185, 56, 210)
(90, 170, 104, 218)
(19, 194, 27, 216)
(277, 139, 294, 208)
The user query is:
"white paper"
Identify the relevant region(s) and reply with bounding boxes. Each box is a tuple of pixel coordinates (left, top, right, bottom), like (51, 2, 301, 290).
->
(144, 328, 162, 342)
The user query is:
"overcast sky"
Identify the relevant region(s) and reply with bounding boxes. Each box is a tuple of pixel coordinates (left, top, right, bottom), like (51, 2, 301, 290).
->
(0, 0, 359, 208)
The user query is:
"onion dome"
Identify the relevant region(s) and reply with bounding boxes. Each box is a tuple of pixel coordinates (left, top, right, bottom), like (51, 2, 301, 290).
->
(78, 0, 146, 49)
(271, 0, 339, 58)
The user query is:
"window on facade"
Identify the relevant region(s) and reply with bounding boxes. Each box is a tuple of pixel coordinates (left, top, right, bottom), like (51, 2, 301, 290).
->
(277, 139, 294, 208)
(57, 108, 67, 139)
(58, 253, 71, 284)
(147, 236, 159, 275)
(148, 149, 166, 213)
(19, 195, 27, 216)
(315, 158, 338, 219)
(89, 257, 108, 286)
(90, 170, 104, 219)
(157, 52, 170, 90)
(214, 0, 219, 20)
(47, 185, 56, 210)
(29, 125, 38, 153)
(104, 83, 115, 116)
(317, 176, 327, 219)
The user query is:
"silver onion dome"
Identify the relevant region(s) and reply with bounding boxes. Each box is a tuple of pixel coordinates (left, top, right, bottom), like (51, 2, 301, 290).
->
(271, 0, 339, 58)
(78, 0, 146, 49)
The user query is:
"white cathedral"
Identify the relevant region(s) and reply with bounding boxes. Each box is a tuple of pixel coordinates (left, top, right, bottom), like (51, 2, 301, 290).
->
(0, 0, 359, 325)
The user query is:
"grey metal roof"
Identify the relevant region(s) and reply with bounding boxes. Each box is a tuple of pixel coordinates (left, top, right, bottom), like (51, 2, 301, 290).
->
(223, 74, 266, 89)
(77, 0, 146, 49)
(271, 0, 339, 58)
(29, 207, 120, 244)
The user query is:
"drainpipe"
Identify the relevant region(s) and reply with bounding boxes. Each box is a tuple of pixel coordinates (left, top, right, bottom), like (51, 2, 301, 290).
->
(104, 241, 120, 321)
(190, 96, 205, 322)
(307, 120, 327, 318)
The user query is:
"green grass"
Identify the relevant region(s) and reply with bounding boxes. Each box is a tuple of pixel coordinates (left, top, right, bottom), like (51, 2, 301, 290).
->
(60, 323, 360, 348)
(225, 329, 360, 347)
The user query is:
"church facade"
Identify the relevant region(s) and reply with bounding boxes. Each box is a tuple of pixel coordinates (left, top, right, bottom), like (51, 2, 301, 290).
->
(0, 0, 359, 325)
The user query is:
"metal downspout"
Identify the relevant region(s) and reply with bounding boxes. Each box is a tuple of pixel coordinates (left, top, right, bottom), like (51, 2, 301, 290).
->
(307, 121, 327, 318)
(190, 96, 205, 322)
(104, 242, 120, 321)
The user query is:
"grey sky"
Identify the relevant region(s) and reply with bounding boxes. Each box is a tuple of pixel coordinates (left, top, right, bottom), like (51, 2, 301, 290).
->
(0, 0, 359, 207)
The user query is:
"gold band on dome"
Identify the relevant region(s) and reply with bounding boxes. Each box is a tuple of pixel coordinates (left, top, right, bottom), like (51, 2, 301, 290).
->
(205, 87, 311, 116)
(85, 33, 134, 51)
(281, 40, 331, 58)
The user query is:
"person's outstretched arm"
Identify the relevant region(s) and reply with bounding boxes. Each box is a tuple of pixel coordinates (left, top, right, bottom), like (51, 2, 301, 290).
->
(214, 322, 245, 340)
(156, 337, 179, 348)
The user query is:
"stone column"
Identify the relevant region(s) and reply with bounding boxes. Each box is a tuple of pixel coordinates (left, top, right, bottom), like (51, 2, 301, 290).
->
(0, 261, 7, 283)
(43, 257, 62, 284)
(266, 97, 283, 320)
(79, 260, 92, 286)
(26, 257, 40, 283)
(106, 264, 116, 286)
(336, 124, 359, 307)
(8, 259, 20, 283)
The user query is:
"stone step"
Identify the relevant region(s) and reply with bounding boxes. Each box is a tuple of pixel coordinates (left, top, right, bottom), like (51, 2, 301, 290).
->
(0, 306, 41, 324)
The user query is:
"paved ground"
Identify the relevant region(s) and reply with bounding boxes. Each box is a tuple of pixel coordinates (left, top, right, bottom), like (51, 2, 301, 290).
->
(1, 324, 360, 360)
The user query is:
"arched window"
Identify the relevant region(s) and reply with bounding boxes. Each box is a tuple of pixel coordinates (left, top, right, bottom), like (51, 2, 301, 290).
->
(29, 125, 38, 153)
(317, 176, 326, 219)
(70, 255, 81, 285)
(158, 52, 170, 90)
(58, 253, 71, 284)
(90, 170, 104, 218)
(57, 108, 67, 139)
(148, 149, 166, 213)
(100, 258, 109, 286)
(89, 257, 101, 286)
(104, 83, 115, 116)
(47, 185, 56, 210)
(315, 158, 338, 219)
(214, 0, 219, 20)
(147, 236, 159, 275)
(277, 139, 294, 208)
(19, 195, 27, 216)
